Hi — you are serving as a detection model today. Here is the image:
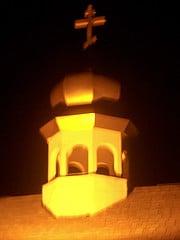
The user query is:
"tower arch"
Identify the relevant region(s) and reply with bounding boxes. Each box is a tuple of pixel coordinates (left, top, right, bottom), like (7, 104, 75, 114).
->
(96, 144, 116, 176)
(67, 144, 88, 175)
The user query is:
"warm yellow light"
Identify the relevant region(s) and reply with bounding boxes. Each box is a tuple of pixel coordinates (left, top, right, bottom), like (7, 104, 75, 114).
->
(74, 19, 88, 29)
(65, 90, 93, 106)
(93, 16, 106, 26)
(42, 174, 127, 217)
(50, 72, 121, 107)
(40, 68, 138, 218)
(40, 113, 136, 217)
(56, 113, 95, 131)
(122, 150, 127, 161)
(63, 76, 94, 106)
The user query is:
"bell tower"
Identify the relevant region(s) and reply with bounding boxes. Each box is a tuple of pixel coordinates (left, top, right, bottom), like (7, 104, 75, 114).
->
(40, 72, 137, 217)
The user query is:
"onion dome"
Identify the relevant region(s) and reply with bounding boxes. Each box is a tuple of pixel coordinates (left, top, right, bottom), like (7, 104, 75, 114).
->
(50, 72, 120, 108)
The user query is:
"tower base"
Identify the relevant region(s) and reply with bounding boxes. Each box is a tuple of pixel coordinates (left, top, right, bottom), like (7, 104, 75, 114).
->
(42, 174, 127, 217)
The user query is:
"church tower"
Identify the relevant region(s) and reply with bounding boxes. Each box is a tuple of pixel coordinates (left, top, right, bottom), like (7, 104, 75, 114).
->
(40, 72, 137, 217)
(40, 4, 137, 218)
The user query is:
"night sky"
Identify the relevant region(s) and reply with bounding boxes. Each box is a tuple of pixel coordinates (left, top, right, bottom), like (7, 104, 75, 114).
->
(1, 1, 179, 196)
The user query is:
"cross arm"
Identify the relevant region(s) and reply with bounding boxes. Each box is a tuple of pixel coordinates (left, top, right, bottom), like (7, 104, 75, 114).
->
(74, 19, 89, 29)
(93, 16, 106, 27)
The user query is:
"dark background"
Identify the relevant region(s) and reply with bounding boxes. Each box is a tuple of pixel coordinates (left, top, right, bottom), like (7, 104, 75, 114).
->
(1, 1, 179, 196)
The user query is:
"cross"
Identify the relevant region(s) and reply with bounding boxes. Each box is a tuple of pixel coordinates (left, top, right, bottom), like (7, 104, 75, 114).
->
(74, 4, 106, 49)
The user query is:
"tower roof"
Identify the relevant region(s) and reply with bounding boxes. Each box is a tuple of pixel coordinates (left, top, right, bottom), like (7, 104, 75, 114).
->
(50, 72, 120, 108)
(40, 113, 138, 140)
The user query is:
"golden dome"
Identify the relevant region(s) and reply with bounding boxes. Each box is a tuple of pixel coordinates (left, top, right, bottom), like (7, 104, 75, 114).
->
(50, 72, 120, 107)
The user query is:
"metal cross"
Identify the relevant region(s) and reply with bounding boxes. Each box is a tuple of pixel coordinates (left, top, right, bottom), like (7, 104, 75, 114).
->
(74, 4, 106, 49)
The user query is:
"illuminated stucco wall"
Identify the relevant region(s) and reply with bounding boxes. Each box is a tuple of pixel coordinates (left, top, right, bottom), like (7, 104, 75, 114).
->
(42, 174, 127, 217)
(47, 132, 61, 181)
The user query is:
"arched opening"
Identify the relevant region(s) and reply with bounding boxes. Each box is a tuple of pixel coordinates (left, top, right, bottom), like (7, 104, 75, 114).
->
(96, 146, 115, 176)
(67, 145, 88, 175)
